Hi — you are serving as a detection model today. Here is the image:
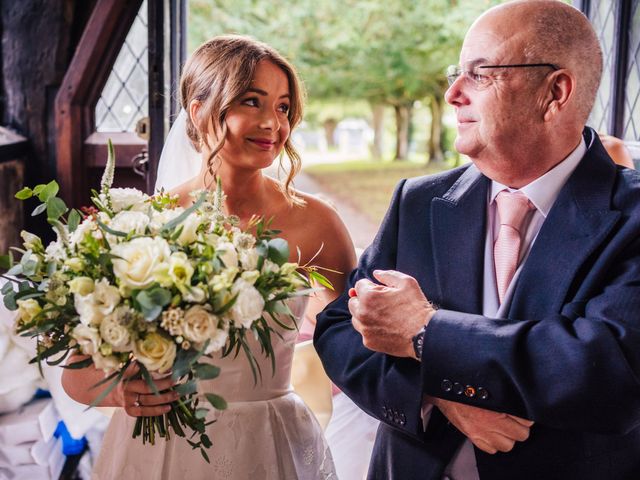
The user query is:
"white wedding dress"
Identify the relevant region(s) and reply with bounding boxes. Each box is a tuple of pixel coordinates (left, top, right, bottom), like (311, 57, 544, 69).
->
(92, 297, 336, 479)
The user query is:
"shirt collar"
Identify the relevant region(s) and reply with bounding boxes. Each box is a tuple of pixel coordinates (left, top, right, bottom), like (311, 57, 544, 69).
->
(490, 137, 586, 217)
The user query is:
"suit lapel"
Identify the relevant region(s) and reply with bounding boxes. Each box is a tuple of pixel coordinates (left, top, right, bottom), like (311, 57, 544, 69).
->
(430, 165, 488, 314)
(508, 135, 621, 319)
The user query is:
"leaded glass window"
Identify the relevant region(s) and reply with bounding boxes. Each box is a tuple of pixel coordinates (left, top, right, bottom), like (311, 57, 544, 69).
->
(623, 2, 640, 141)
(95, 0, 148, 132)
(588, 0, 619, 134)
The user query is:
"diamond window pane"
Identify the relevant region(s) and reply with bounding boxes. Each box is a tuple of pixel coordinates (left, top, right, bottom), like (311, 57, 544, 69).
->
(587, 0, 618, 134)
(96, 0, 148, 133)
(623, 1, 640, 141)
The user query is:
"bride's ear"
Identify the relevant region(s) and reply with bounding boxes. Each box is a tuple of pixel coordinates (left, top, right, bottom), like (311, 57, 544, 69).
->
(189, 100, 201, 127)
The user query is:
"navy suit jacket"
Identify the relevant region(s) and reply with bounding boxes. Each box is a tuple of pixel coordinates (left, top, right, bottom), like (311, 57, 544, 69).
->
(315, 130, 640, 479)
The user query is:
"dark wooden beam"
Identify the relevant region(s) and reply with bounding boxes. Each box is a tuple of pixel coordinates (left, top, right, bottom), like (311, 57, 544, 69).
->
(55, 0, 142, 207)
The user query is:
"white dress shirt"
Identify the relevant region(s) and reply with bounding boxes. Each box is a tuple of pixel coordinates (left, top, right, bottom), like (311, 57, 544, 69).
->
(421, 136, 589, 480)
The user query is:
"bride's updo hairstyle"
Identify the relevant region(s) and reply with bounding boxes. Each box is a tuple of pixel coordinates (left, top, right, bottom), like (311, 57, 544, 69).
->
(180, 34, 305, 205)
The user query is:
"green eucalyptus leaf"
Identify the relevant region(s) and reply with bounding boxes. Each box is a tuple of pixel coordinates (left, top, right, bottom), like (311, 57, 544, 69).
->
(68, 209, 82, 233)
(15, 187, 33, 200)
(96, 219, 127, 238)
(174, 379, 198, 396)
(38, 181, 59, 203)
(135, 287, 171, 321)
(32, 185, 45, 196)
(6, 264, 23, 277)
(161, 192, 206, 232)
(3, 291, 17, 310)
(267, 238, 289, 266)
(46, 197, 68, 220)
(193, 363, 221, 380)
(31, 203, 47, 217)
(1, 281, 13, 295)
(204, 393, 227, 410)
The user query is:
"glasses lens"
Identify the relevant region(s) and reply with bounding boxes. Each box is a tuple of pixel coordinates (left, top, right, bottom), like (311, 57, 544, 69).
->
(446, 65, 460, 86)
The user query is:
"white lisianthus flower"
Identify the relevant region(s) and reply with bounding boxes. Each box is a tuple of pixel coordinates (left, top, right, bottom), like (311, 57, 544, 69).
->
(101, 188, 149, 213)
(70, 218, 100, 247)
(99, 310, 132, 352)
(107, 211, 150, 243)
(93, 279, 121, 316)
(240, 270, 260, 285)
(64, 257, 85, 273)
(167, 252, 194, 289)
(92, 352, 120, 373)
(261, 259, 280, 274)
(182, 305, 219, 344)
(111, 237, 171, 290)
(44, 240, 67, 263)
(204, 321, 230, 355)
(16, 299, 42, 323)
(68, 276, 95, 296)
(133, 332, 176, 373)
(20, 231, 43, 252)
(182, 285, 206, 303)
(217, 241, 238, 268)
(148, 207, 185, 233)
(74, 294, 103, 326)
(239, 248, 259, 271)
(280, 263, 298, 276)
(230, 278, 265, 328)
(176, 212, 202, 246)
(72, 324, 101, 355)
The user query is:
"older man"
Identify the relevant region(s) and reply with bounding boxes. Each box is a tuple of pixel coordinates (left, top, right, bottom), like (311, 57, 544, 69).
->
(315, 1, 640, 479)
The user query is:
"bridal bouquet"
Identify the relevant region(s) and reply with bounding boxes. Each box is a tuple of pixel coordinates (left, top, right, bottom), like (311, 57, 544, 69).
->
(0, 142, 331, 461)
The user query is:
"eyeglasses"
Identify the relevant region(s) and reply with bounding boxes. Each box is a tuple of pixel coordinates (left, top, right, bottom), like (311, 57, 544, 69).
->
(446, 63, 560, 88)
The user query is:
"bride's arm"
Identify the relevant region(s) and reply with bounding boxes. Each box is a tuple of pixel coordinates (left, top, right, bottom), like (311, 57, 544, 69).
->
(61, 355, 178, 417)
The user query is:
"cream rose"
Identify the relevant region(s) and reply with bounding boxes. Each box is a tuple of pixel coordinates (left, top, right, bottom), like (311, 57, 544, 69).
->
(107, 211, 149, 243)
(182, 306, 218, 344)
(99, 311, 132, 352)
(133, 332, 176, 373)
(93, 279, 121, 315)
(230, 278, 265, 328)
(72, 324, 101, 355)
(111, 237, 171, 290)
(74, 293, 103, 326)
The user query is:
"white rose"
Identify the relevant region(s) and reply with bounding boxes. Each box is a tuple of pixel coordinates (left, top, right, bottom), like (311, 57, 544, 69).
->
(217, 241, 238, 268)
(99, 311, 132, 352)
(92, 352, 120, 373)
(107, 211, 149, 243)
(101, 188, 149, 213)
(133, 332, 176, 373)
(177, 212, 202, 246)
(148, 207, 185, 233)
(230, 278, 265, 328)
(183, 305, 219, 344)
(111, 237, 171, 290)
(72, 324, 101, 355)
(239, 248, 259, 271)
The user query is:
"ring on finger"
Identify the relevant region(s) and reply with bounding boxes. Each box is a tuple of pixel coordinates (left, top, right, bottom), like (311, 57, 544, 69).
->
(133, 393, 141, 408)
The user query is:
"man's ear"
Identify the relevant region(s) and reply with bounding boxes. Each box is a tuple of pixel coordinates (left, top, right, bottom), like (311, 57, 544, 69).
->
(543, 70, 575, 122)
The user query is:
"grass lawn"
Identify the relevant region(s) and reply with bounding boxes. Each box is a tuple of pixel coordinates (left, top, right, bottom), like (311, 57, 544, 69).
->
(304, 160, 456, 226)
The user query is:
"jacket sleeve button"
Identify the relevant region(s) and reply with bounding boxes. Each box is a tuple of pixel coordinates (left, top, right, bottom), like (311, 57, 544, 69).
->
(441, 379, 453, 392)
(452, 382, 464, 395)
(477, 387, 490, 400)
(464, 386, 476, 398)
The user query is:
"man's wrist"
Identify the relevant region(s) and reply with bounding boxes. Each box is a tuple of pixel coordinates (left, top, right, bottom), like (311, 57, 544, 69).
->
(411, 308, 436, 361)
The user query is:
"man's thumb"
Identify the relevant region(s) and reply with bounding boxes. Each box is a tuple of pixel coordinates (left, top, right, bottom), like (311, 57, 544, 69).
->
(372, 269, 410, 288)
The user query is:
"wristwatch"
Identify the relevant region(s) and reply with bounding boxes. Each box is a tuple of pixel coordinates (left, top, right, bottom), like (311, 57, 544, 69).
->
(412, 325, 428, 360)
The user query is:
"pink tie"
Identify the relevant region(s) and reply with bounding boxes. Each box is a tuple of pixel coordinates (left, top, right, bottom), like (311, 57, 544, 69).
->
(494, 191, 535, 304)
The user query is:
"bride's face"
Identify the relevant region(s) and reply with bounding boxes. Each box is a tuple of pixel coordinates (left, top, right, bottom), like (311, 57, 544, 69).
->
(217, 60, 291, 170)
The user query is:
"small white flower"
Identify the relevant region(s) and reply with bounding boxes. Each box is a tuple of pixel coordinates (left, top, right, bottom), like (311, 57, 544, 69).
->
(93, 279, 121, 316)
(167, 252, 194, 288)
(16, 299, 42, 323)
(262, 259, 280, 274)
(44, 240, 67, 263)
(70, 218, 100, 247)
(230, 278, 265, 329)
(68, 277, 95, 296)
(182, 285, 207, 303)
(92, 352, 120, 373)
(101, 188, 149, 213)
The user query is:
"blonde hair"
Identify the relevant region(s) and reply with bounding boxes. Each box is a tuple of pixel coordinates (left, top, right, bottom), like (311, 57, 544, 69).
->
(180, 34, 306, 205)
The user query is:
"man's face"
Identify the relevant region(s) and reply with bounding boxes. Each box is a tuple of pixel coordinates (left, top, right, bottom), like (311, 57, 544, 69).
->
(445, 18, 546, 179)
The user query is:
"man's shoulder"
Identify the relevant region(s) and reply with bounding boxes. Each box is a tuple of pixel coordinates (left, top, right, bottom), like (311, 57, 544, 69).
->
(612, 166, 640, 213)
(400, 163, 476, 199)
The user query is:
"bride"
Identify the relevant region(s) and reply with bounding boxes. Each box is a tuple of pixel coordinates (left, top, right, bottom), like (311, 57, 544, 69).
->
(62, 34, 355, 479)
